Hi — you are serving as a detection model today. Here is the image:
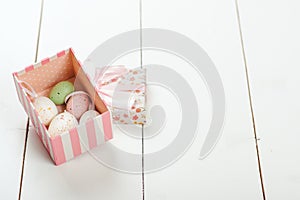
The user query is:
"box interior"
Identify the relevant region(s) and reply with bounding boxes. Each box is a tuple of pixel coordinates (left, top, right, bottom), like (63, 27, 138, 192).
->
(19, 52, 73, 94)
(17, 50, 108, 130)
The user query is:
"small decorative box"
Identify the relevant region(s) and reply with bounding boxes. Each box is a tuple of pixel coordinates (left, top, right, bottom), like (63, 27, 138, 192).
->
(12, 48, 113, 165)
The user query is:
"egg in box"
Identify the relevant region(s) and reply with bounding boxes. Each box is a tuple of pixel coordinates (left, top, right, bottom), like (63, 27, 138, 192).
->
(33, 96, 58, 126)
(12, 49, 113, 165)
(49, 81, 74, 105)
(65, 91, 91, 120)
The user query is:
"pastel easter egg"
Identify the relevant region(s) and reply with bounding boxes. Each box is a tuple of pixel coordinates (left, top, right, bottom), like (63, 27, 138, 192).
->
(49, 81, 74, 105)
(33, 96, 58, 126)
(65, 91, 90, 119)
(79, 110, 100, 124)
(48, 111, 78, 137)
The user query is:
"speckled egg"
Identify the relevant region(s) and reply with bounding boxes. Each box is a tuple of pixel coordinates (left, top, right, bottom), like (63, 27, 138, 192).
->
(33, 96, 58, 126)
(65, 91, 90, 119)
(49, 81, 74, 105)
(48, 111, 78, 137)
(79, 110, 100, 124)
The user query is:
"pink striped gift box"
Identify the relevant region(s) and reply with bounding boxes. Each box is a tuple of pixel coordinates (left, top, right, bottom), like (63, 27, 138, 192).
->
(12, 48, 113, 165)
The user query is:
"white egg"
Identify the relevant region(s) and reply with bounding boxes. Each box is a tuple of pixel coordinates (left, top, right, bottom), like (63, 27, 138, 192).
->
(33, 96, 58, 126)
(79, 110, 100, 125)
(48, 111, 78, 137)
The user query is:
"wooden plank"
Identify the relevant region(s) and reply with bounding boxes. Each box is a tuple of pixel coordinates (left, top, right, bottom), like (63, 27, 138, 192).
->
(0, 0, 41, 199)
(142, 0, 263, 199)
(21, 1, 143, 199)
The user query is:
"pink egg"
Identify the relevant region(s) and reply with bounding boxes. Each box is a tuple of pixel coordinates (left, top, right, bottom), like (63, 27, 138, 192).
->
(65, 91, 90, 119)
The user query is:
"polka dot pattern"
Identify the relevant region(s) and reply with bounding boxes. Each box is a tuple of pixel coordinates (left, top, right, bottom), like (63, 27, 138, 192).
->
(18, 52, 75, 94)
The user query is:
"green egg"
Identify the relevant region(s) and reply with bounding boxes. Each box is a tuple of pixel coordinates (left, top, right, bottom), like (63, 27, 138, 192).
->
(49, 81, 74, 105)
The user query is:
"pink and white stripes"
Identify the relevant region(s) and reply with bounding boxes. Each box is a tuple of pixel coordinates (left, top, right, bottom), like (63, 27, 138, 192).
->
(50, 111, 112, 165)
(12, 48, 113, 165)
(14, 49, 67, 77)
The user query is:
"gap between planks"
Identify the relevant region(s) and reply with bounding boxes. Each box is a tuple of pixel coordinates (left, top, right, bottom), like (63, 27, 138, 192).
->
(18, 0, 44, 199)
(234, 0, 266, 199)
(139, 0, 145, 200)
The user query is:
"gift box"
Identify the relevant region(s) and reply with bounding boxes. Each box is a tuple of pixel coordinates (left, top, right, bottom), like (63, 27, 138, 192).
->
(12, 48, 113, 165)
(84, 63, 146, 125)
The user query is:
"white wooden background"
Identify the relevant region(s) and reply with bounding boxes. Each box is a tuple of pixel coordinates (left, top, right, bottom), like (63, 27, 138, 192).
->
(0, 0, 299, 199)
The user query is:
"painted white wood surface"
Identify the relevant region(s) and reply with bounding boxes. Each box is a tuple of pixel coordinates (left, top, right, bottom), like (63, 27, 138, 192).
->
(5, 0, 300, 199)
(21, 1, 143, 200)
(238, 0, 300, 199)
(0, 0, 41, 199)
(142, 0, 263, 199)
